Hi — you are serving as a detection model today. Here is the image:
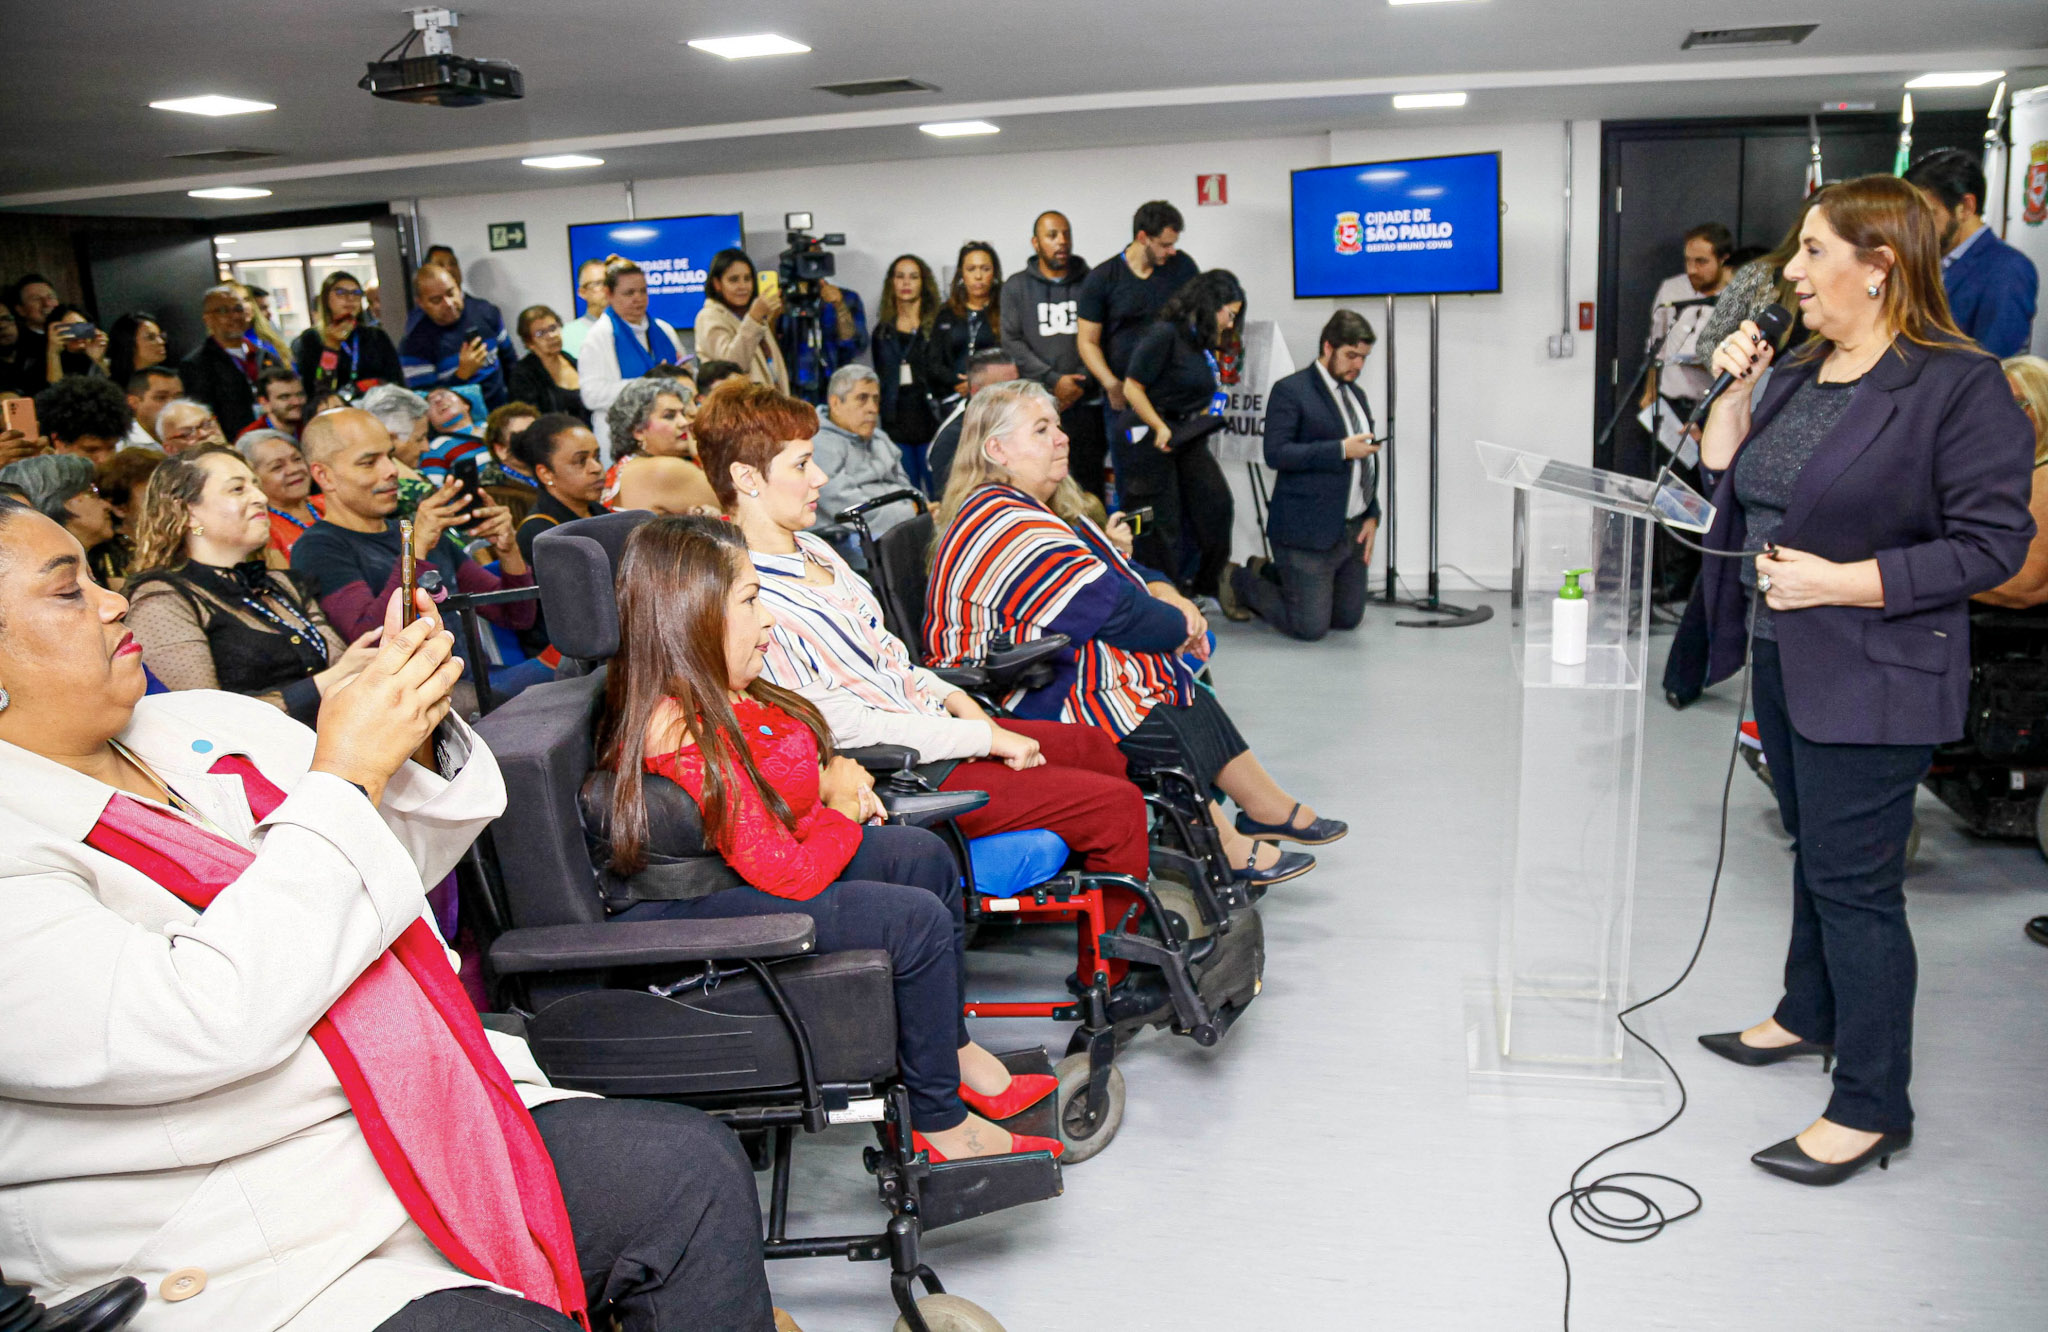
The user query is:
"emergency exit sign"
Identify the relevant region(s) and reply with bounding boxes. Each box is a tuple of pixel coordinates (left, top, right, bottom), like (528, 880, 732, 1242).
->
(488, 221, 527, 250)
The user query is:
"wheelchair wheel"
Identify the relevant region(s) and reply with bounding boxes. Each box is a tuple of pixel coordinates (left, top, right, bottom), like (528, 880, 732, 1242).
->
(1051, 1052, 1126, 1164)
(891, 1293, 1008, 1332)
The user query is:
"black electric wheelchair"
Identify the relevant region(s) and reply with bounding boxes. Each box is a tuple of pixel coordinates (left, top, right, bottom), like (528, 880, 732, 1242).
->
(519, 510, 1265, 1165)
(1923, 605, 2048, 857)
(467, 515, 1064, 1332)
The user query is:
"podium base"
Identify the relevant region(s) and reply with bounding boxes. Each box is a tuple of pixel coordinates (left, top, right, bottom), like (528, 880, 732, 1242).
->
(1463, 981, 1670, 1103)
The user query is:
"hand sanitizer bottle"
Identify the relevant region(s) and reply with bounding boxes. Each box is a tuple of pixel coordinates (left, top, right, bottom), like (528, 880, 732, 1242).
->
(1551, 568, 1590, 666)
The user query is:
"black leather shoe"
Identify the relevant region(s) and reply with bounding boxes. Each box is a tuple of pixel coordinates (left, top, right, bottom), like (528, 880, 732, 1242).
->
(1234, 849, 1315, 887)
(2026, 916, 2048, 947)
(1751, 1130, 1911, 1185)
(1664, 688, 1697, 711)
(1235, 803, 1348, 845)
(1698, 1031, 1835, 1070)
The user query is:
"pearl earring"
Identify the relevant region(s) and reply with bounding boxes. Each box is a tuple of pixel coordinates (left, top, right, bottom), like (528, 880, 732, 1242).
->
(745, 489, 760, 497)
(1866, 283, 1881, 299)
(0, 685, 10, 712)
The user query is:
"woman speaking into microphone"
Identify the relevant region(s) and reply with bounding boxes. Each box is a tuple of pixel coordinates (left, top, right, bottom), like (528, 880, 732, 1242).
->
(1694, 175, 2036, 1185)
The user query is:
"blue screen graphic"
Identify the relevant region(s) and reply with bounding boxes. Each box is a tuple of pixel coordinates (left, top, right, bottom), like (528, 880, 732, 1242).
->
(565, 213, 745, 328)
(1290, 153, 1501, 297)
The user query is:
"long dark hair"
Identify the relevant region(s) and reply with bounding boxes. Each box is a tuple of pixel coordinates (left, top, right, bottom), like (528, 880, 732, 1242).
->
(707, 248, 757, 316)
(1156, 269, 1246, 350)
(945, 241, 1003, 325)
(108, 312, 163, 386)
(597, 515, 834, 875)
(879, 254, 940, 335)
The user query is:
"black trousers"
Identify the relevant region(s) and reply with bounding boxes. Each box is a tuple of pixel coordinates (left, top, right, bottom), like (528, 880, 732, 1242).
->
(1230, 518, 1370, 641)
(1061, 396, 1109, 502)
(618, 824, 970, 1131)
(1118, 420, 1233, 598)
(1750, 639, 1932, 1133)
(373, 1097, 772, 1331)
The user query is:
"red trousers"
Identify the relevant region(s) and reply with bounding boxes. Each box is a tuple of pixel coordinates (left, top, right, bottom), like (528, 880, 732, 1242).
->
(938, 718, 1149, 878)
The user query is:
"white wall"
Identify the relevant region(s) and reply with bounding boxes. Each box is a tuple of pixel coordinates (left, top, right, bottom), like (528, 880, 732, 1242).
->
(414, 118, 1602, 582)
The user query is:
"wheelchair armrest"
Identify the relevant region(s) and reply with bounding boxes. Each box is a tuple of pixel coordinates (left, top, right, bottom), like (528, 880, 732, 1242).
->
(880, 789, 991, 827)
(832, 489, 929, 527)
(927, 665, 990, 692)
(981, 633, 1070, 695)
(489, 917, 818, 975)
(841, 743, 919, 775)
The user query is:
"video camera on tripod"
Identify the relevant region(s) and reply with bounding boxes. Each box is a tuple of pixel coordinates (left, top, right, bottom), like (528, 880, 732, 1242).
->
(776, 211, 844, 314)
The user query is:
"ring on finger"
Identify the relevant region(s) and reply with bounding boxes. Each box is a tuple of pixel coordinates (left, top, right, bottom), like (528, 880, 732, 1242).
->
(1757, 573, 1773, 592)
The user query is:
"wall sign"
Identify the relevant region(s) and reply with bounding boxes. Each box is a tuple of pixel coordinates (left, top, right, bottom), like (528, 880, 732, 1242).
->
(488, 221, 528, 251)
(1197, 174, 1228, 206)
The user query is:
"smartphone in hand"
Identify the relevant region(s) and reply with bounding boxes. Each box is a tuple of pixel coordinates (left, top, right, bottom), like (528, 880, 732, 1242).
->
(1126, 505, 1155, 536)
(2, 397, 36, 439)
(398, 519, 419, 627)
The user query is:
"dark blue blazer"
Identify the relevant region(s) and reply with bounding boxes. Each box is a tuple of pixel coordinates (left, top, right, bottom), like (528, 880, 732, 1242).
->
(1701, 337, 2035, 745)
(1942, 228, 2038, 359)
(1261, 365, 1381, 551)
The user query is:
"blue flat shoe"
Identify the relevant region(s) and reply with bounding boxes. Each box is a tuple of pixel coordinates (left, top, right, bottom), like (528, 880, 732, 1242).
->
(1235, 848, 1316, 887)
(1235, 803, 1348, 846)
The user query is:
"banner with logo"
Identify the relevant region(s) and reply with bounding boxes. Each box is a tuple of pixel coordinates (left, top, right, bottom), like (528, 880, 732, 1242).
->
(1207, 319, 1297, 561)
(2010, 84, 2048, 356)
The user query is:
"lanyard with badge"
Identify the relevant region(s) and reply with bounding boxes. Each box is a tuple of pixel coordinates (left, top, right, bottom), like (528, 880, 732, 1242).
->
(1205, 349, 1227, 417)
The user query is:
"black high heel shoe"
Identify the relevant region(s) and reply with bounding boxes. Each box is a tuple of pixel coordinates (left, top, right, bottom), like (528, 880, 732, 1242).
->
(1751, 1130, 1911, 1185)
(1697, 1031, 1835, 1071)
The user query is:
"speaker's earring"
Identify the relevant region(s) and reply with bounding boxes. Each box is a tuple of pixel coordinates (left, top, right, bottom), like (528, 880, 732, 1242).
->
(1867, 283, 1882, 299)
(0, 685, 10, 713)
(192, 525, 204, 537)
(745, 489, 760, 497)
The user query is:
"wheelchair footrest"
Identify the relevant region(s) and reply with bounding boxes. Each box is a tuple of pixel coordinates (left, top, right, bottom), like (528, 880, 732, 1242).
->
(919, 1148, 1063, 1231)
(990, 1046, 1061, 1140)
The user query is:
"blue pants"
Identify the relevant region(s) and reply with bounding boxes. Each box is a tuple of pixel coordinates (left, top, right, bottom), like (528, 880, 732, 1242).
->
(1750, 638, 1932, 1133)
(619, 824, 970, 1130)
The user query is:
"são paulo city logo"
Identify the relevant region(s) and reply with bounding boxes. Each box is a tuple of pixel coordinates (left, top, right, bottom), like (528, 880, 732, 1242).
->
(1335, 211, 1364, 255)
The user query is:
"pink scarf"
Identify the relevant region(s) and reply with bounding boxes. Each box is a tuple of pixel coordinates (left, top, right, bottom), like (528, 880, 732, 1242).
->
(84, 755, 588, 1327)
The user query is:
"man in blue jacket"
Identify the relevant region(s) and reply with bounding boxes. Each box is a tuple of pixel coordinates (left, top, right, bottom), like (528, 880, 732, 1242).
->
(398, 264, 514, 408)
(1905, 148, 2038, 357)
(1221, 310, 1382, 640)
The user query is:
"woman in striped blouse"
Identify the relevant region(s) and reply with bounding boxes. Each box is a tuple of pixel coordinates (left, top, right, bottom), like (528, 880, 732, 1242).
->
(695, 382, 1150, 881)
(925, 380, 1342, 885)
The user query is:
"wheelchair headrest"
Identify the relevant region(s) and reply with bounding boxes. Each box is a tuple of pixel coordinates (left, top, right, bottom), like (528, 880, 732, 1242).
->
(472, 668, 611, 926)
(532, 510, 654, 661)
(874, 510, 935, 647)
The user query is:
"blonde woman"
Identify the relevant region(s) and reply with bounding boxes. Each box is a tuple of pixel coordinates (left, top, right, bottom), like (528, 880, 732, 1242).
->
(124, 446, 379, 722)
(1975, 355, 2048, 609)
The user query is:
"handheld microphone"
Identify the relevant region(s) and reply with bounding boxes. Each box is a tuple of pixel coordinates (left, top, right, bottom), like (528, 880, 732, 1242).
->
(1685, 303, 1792, 430)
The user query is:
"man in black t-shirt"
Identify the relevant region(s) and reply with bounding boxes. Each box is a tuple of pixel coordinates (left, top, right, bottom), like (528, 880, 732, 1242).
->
(1075, 201, 1198, 489)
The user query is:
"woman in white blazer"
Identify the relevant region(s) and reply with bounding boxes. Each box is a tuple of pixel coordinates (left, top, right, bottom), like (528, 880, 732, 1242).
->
(0, 499, 773, 1332)
(694, 249, 791, 395)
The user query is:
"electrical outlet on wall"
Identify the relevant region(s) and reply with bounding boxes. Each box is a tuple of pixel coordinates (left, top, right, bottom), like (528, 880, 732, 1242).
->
(1546, 332, 1576, 359)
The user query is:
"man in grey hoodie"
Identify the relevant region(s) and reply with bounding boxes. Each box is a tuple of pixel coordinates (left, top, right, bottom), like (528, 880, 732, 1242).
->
(811, 363, 918, 557)
(1000, 211, 1108, 500)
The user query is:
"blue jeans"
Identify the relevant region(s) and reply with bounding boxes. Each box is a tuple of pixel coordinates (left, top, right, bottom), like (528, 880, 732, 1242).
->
(1750, 638, 1932, 1133)
(618, 824, 970, 1130)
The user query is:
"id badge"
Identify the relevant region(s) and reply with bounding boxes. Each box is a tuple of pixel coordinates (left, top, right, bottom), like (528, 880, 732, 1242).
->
(899, 360, 914, 386)
(1209, 389, 1228, 418)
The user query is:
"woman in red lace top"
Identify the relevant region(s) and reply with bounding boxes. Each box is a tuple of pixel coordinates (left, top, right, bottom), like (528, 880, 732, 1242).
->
(596, 515, 1059, 1161)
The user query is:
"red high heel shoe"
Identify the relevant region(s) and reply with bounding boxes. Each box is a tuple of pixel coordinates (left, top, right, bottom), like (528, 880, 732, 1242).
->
(912, 1128, 1064, 1162)
(958, 1073, 1057, 1121)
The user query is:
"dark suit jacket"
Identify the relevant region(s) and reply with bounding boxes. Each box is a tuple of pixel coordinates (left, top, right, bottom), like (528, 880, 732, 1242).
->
(1942, 228, 2038, 359)
(177, 339, 268, 439)
(1261, 364, 1380, 551)
(1701, 337, 2035, 744)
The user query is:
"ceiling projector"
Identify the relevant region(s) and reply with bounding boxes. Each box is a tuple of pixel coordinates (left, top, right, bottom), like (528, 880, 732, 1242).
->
(360, 8, 524, 108)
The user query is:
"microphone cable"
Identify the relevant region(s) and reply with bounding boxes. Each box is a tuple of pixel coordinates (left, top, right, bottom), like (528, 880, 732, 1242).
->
(1547, 518, 1771, 1331)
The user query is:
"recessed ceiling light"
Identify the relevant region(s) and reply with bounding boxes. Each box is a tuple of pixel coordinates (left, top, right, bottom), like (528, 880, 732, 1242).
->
(214, 236, 239, 245)
(187, 186, 273, 199)
(340, 238, 373, 247)
(1392, 92, 1468, 109)
(522, 154, 604, 169)
(331, 253, 364, 260)
(1904, 70, 2004, 89)
(150, 95, 276, 117)
(1389, 0, 1483, 5)
(920, 120, 1000, 137)
(685, 34, 810, 59)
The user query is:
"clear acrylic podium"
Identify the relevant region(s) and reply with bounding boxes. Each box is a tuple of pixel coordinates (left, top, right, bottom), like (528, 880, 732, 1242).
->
(1465, 442, 1713, 1095)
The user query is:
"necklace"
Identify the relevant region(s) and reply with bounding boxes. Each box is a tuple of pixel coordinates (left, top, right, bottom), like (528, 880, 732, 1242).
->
(193, 563, 332, 666)
(108, 738, 232, 838)
(269, 505, 316, 531)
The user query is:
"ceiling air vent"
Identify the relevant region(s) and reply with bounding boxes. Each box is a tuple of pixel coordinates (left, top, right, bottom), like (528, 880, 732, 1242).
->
(167, 148, 280, 163)
(814, 76, 939, 98)
(1682, 24, 1817, 50)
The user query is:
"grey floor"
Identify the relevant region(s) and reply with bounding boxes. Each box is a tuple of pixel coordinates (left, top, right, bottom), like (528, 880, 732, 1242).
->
(763, 596, 2048, 1331)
